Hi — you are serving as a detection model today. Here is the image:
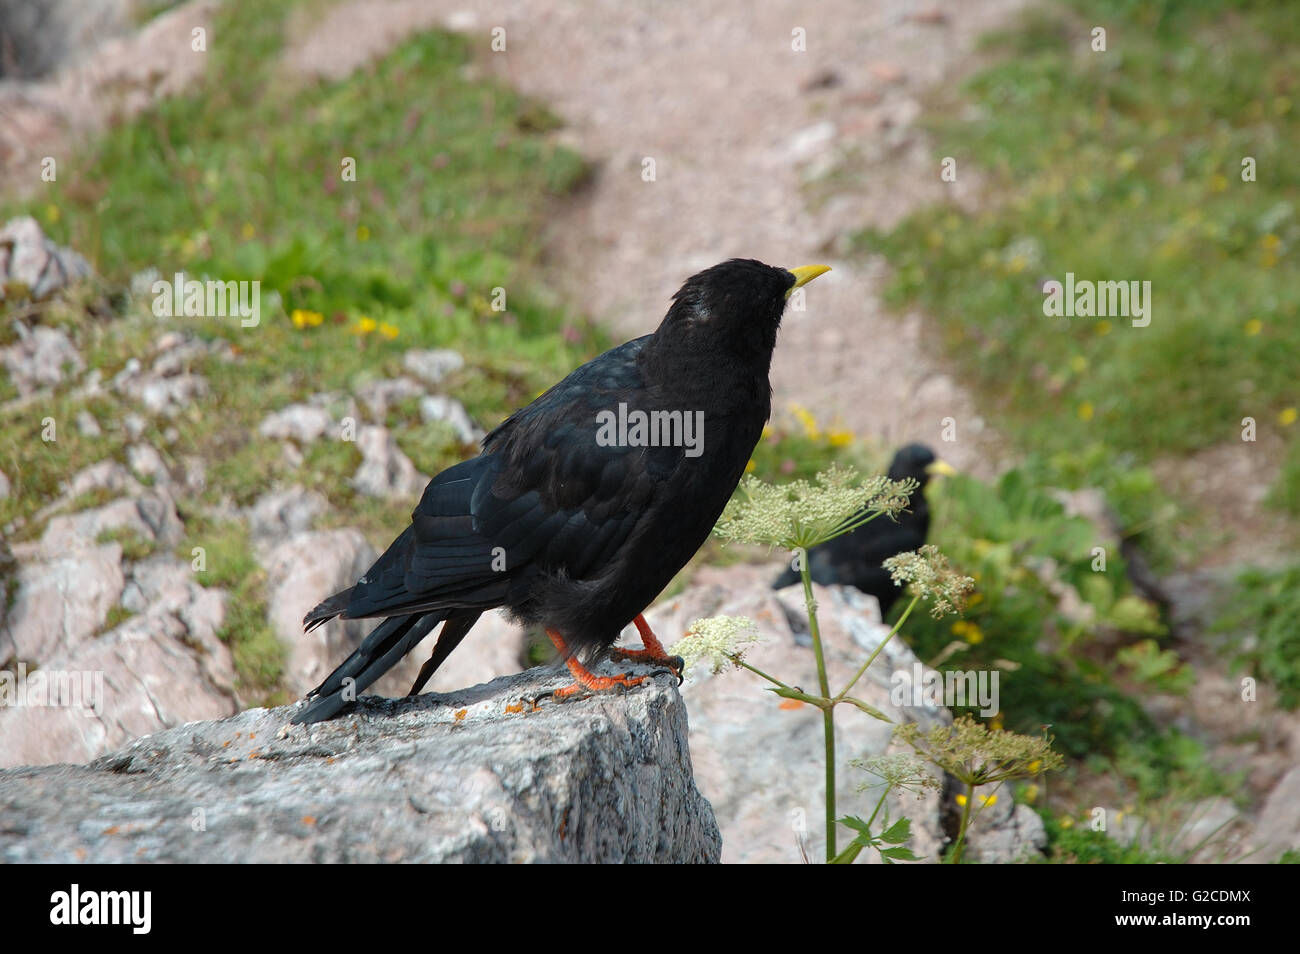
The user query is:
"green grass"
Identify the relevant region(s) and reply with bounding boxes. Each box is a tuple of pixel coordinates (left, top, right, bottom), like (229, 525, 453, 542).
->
(1, 0, 606, 547)
(854, 0, 1300, 528)
(1217, 562, 1300, 709)
(180, 516, 286, 703)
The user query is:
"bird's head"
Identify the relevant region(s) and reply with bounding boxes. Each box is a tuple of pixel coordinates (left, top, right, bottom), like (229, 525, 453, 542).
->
(888, 443, 957, 486)
(659, 258, 830, 357)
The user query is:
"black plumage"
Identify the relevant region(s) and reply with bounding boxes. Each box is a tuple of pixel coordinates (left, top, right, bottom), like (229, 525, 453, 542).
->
(292, 258, 829, 723)
(771, 443, 947, 616)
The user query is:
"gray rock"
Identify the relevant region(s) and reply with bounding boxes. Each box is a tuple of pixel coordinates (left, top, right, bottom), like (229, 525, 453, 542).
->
(0, 216, 92, 300)
(0, 469, 9, 499)
(963, 787, 1048, 863)
(38, 484, 184, 553)
(126, 443, 168, 484)
(123, 412, 147, 440)
(403, 348, 465, 385)
(0, 667, 720, 863)
(245, 485, 327, 539)
(352, 425, 427, 499)
(75, 409, 101, 437)
(420, 394, 484, 445)
(112, 348, 208, 416)
(1251, 766, 1300, 862)
(0, 323, 84, 396)
(258, 403, 333, 444)
(6, 462, 187, 669)
(2, 543, 124, 666)
(306, 390, 358, 423)
(0, 574, 235, 769)
(259, 529, 381, 695)
(355, 376, 424, 418)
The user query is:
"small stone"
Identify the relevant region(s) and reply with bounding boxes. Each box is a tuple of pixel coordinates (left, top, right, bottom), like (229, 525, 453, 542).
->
(76, 410, 101, 437)
(403, 349, 465, 386)
(0, 215, 92, 301)
(127, 444, 169, 485)
(259, 404, 333, 444)
(419, 394, 483, 445)
(246, 486, 327, 539)
(352, 426, 427, 499)
(0, 324, 84, 396)
(355, 377, 425, 418)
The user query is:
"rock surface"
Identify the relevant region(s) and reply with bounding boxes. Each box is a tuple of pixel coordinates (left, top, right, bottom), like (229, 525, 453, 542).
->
(0, 666, 721, 863)
(0, 323, 84, 396)
(0, 215, 92, 302)
(352, 424, 427, 499)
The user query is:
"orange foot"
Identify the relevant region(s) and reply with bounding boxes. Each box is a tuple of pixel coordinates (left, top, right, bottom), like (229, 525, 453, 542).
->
(608, 614, 684, 683)
(545, 628, 645, 700)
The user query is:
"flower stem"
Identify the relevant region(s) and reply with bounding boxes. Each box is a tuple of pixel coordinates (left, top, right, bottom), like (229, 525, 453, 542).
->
(951, 780, 976, 864)
(834, 594, 919, 702)
(800, 557, 836, 862)
(731, 657, 794, 691)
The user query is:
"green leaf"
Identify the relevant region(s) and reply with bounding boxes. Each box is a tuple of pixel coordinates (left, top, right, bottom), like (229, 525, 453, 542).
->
(837, 815, 872, 836)
(769, 687, 828, 708)
(880, 845, 920, 862)
(842, 696, 895, 722)
(879, 817, 913, 845)
(829, 843, 866, 864)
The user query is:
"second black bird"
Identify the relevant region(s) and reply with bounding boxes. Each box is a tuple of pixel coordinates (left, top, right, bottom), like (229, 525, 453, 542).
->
(771, 443, 953, 616)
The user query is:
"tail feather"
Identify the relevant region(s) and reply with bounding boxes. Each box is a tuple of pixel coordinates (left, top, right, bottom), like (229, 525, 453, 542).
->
(304, 587, 355, 633)
(408, 611, 482, 696)
(292, 612, 444, 724)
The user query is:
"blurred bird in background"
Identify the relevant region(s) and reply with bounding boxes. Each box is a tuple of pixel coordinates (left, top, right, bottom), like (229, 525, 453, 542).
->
(772, 443, 954, 616)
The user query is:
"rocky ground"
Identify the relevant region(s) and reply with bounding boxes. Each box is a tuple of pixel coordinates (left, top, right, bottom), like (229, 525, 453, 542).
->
(0, 665, 721, 863)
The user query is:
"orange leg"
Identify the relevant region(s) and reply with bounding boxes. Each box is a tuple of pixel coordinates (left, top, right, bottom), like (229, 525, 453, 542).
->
(608, 614, 684, 682)
(546, 628, 645, 699)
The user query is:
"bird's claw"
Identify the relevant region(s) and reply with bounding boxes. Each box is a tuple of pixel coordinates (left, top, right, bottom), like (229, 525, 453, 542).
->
(609, 647, 684, 684)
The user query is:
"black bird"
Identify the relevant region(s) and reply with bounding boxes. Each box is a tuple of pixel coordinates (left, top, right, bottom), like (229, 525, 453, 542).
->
(771, 443, 954, 616)
(292, 259, 831, 723)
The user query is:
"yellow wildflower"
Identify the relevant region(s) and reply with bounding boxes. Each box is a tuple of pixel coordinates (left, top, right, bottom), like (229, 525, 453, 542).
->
(791, 405, 819, 440)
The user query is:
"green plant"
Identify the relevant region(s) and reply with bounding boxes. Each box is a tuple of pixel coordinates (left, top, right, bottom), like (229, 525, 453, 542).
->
(673, 465, 1064, 863)
(1218, 563, 1300, 709)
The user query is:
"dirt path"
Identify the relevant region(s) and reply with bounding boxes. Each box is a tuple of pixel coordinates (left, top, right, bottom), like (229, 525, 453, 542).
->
(289, 0, 1030, 476)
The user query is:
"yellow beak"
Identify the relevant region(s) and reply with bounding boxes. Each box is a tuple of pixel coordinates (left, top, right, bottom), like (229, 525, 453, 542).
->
(786, 264, 831, 298)
(926, 459, 957, 478)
